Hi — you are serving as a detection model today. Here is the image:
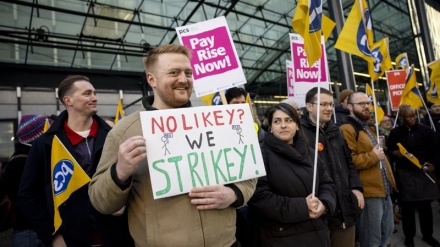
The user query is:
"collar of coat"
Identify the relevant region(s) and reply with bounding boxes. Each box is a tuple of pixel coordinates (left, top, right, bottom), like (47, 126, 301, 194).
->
(262, 133, 311, 167)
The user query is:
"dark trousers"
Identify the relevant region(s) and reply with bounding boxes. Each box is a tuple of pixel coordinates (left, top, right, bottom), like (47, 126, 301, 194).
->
(400, 200, 433, 239)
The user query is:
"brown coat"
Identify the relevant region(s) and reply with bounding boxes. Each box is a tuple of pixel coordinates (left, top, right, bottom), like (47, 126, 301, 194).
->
(89, 106, 257, 247)
(340, 119, 397, 198)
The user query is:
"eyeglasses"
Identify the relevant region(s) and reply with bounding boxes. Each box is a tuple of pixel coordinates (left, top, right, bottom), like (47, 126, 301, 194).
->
(310, 102, 335, 108)
(350, 101, 371, 107)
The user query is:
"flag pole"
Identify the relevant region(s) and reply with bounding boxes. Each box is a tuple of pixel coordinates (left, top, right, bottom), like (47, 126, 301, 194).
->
(415, 86, 437, 131)
(370, 80, 380, 139)
(370, 79, 383, 170)
(312, 57, 321, 198)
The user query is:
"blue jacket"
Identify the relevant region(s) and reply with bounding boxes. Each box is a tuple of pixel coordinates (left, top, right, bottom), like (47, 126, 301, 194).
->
(18, 111, 111, 246)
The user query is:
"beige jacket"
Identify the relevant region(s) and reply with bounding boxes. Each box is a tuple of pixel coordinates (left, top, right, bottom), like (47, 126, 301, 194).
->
(89, 107, 257, 247)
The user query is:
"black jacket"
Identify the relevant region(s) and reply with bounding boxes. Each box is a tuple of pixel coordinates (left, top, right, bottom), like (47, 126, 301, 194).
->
(2, 142, 31, 231)
(387, 123, 440, 201)
(301, 116, 363, 229)
(249, 133, 336, 247)
(18, 111, 111, 246)
(334, 106, 350, 126)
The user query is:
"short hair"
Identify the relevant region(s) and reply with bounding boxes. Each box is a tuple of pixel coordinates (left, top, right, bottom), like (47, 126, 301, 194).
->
(58, 75, 90, 105)
(347, 91, 366, 104)
(265, 103, 301, 128)
(398, 104, 414, 123)
(225, 87, 247, 104)
(143, 44, 192, 73)
(305, 87, 333, 103)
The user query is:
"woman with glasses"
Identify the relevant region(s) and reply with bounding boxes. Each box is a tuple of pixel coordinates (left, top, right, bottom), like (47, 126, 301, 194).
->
(248, 103, 336, 247)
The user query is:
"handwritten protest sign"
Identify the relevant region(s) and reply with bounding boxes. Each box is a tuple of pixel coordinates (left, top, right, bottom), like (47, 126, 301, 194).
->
(176, 16, 246, 97)
(140, 104, 265, 199)
(290, 33, 329, 107)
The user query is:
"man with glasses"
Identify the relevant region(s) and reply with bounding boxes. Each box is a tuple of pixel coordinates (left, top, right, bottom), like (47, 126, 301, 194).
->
(340, 92, 397, 247)
(301, 87, 364, 247)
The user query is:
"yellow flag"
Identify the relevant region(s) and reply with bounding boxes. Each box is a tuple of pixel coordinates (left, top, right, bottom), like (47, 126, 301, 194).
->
(395, 52, 409, 70)
(397, 143, 422, 169)
(51, 135, 90, 234)
(322, 14, 336, 42)
(292, 0, 323, 67)
(114, 99, 125, 124)
(368, 38, 392, 81)
(334, 0, 375, 63)
(427, 59, 440, 105)
(366, 83, 385, 123)
(43, 119, 50, 133)
(400, 65, 423, 108)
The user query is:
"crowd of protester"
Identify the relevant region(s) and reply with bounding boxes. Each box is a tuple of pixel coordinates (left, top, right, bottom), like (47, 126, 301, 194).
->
(0, 44, 439, 247)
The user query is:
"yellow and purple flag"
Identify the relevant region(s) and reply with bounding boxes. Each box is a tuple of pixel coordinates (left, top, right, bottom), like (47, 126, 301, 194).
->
(114, 99, 125, 124)
(200, 91, 223, 106)
(334, 0, 375, 63)
(368, 38, 392, 81)
(400, 65, 423, 108)
(395, 52, 409, 70)
(292, 0, 323, 67)
(427, 59, 440, 105)
(51, 135, 90, 234)
(366, 83, 385, 123)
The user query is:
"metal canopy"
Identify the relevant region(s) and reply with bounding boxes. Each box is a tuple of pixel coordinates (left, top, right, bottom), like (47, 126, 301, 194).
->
(0, 0, 420, 96)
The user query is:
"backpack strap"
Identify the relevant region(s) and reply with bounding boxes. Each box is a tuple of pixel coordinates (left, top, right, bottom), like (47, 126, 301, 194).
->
(341, 121, 360, 142)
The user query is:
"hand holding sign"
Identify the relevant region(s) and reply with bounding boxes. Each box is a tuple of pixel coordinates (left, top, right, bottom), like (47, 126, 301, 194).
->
(116, 136, 147, 183)
(140, 104, 265, 199)
(189, 185, 237, 210)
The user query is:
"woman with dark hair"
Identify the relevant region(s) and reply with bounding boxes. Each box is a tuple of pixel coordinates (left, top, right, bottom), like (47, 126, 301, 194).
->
(248, 103, 336, 247)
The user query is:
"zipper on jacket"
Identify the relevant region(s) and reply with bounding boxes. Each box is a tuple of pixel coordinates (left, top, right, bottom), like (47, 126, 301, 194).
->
(85, 138, 92, 161)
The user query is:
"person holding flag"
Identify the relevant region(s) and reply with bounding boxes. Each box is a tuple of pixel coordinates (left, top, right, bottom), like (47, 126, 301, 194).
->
(387, 104, 440, 247)
(340, 92, 397, 247)
(301, 87, 363, 247)
(18, 75, 113, 247)
(248, 103, 336, 246)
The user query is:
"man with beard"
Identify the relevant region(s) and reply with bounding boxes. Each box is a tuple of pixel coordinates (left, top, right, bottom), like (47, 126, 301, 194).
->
(301, 87, 364, 247)
(88, 44, 256, 247)
(340, 92, 397, 247)
(387, 104, 440, 247)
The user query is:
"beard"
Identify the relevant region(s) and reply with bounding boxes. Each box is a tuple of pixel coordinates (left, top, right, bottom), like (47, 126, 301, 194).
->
(353, 108, 370, 121)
